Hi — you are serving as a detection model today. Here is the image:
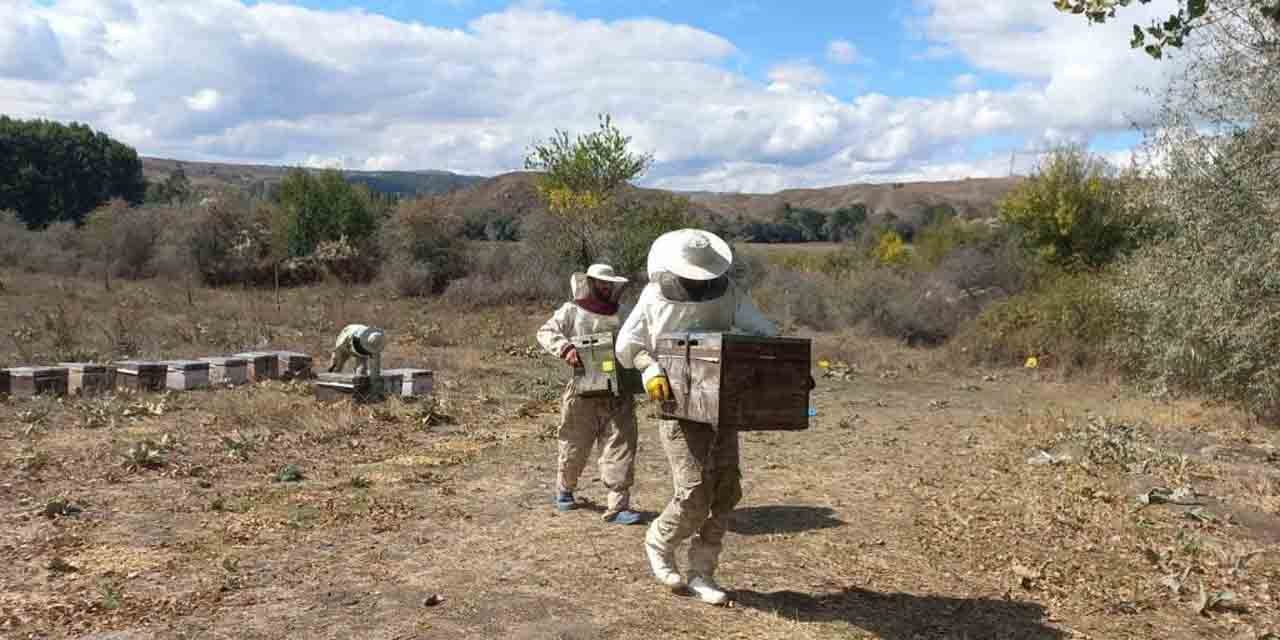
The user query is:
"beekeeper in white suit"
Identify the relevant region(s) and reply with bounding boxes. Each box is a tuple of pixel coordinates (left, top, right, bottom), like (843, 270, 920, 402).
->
(327, 324, 386, 376)
(536, 263, 644, 525)
(616, 228, 779, 606)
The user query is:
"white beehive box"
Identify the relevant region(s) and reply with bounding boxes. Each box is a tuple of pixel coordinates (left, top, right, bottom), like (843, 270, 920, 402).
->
(59, 362, 116, 396)
(164, 360, 211, 391)
(200, 357, 249, 386)
(382, 368, 434, 399)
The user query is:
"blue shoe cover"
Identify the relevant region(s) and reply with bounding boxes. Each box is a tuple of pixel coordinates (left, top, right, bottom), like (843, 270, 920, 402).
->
(607, 509, 644, 525)
(554, 491, 577, 511)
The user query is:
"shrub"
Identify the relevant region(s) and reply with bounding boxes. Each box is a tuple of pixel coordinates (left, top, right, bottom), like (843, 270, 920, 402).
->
(27, 221, 82, 276)
(312, 236, 380, 284)
(998, 145, 1143, 270)
(81, 200, 165, 283)
(380, 197, 467, 296)
(872, 230, 909, 266)
(954, 271, 1123, 373)
(753, 267, 846, 331)
(440, 244, 567, 307)
(0, 211, 29, 267)
(1107, 5, 1280, 418)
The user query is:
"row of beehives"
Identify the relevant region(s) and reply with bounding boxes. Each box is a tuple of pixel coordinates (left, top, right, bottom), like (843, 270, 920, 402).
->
(0, 351, 433, 402)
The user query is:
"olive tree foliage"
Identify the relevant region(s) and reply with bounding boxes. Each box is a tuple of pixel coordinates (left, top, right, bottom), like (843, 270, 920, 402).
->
(1053, 0, 1280, 57)
(1111, 1, 1280, 418)
(524, 113, 679, 273)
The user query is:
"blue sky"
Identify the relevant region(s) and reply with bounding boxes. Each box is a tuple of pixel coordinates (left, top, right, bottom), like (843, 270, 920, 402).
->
(272, 0, 991, 100)
(4, 0, 1177, 191)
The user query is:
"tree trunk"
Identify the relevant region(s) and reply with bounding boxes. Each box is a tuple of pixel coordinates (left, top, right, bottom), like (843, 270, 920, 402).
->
(274, 262, 281, 312)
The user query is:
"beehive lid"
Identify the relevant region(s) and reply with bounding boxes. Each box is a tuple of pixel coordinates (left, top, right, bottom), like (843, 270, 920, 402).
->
(200, 357, 247, 366)
(114, 360, 165, 373)
(59, 362, 110, 373)
(8, 366, 67, 377)
(164, 360, 211, 371)
(383, 368, 433, 379)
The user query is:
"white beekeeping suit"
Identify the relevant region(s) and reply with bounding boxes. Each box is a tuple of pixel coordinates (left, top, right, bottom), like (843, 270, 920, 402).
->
(327, 324, 385, 376)
(615, 228, 778, 607)
(535, 264, 643, 525)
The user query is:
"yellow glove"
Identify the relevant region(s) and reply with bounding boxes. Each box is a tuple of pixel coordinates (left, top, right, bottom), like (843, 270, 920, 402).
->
(642, 364, 672, 402)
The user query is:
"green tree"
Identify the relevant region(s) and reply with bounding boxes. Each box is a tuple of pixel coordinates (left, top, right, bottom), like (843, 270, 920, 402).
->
(275, 168, 381, 257)
(0, 116, 146, 227)
(145, 165, 194, 206)
(523, 113, 656, 269)
(1053, 0, 1280, 57)
(824, 204, 868, 242)
(997, 146, 1140, 270)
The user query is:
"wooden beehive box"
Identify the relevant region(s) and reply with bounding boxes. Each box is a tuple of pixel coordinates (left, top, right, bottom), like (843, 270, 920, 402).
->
(233, 352, 279, 382)
(9, 366, 69, 398)
(269, 351, 314, 380)
(570, 332, 644, 397)
(0, 368, 10, 396)
(164, 360, 211, 391)
(655, 332, 811, 431)
(382, 368, 434, 399)
(60, 362, 116, 396)
(200, 357, 249, 386)
(314, 372, 385, 404)
(114, 361, 167, 392)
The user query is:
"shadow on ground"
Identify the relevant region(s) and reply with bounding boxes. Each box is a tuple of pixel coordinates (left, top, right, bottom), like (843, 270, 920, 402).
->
(728, 505, 845, 535)
(734, 587, 1066, 640)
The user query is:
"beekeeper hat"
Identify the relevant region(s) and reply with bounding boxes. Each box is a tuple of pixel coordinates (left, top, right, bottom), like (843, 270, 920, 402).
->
(646, 229, 733, 281)
(355, 326, 385, 354)
(585, 263, 628, 284)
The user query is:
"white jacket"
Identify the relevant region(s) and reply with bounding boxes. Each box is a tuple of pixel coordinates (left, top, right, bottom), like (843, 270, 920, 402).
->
(536, 273, 630, 358)
(615, 278, 777, 373)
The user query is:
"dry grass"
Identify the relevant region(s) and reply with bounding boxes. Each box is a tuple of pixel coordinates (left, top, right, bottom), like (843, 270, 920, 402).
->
(1, 270, 1277, 639)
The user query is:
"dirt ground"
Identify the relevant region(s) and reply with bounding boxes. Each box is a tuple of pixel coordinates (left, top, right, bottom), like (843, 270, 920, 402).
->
(2, 273, 1278, 639)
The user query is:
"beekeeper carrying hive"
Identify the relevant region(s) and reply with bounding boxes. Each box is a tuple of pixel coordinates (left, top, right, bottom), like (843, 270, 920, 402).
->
(615, 228, 779, 606)
(536, 263, 644, 525)
(327, 324, 386, 376)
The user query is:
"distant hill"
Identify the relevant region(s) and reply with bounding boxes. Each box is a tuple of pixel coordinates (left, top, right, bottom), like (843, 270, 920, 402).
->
(142, 157, 1020, 226)
(437, 172, 1020, 227)
(141, 157, 485, 198)
(681, 176, 1023, 225)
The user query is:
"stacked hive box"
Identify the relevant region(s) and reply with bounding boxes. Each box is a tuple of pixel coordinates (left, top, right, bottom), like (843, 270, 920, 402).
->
(201, 357, 249, 386)
(234, 352, 279, 382)
(164, 360, 211, 391)
(8, 367, 69, 398)
(655, 332, 812, 431)
(60, 363, 116, 395)
(114, 361, 167, 392)
(381, 368, 434, 399)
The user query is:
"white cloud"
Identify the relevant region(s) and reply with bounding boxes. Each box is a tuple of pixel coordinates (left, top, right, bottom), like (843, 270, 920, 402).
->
(826, 39, 860, 65)
(185, 88, 220, 112)
(950, 73, 978, 91)
(0, 0, 1177, 192)
(766, 61, 828, 90)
